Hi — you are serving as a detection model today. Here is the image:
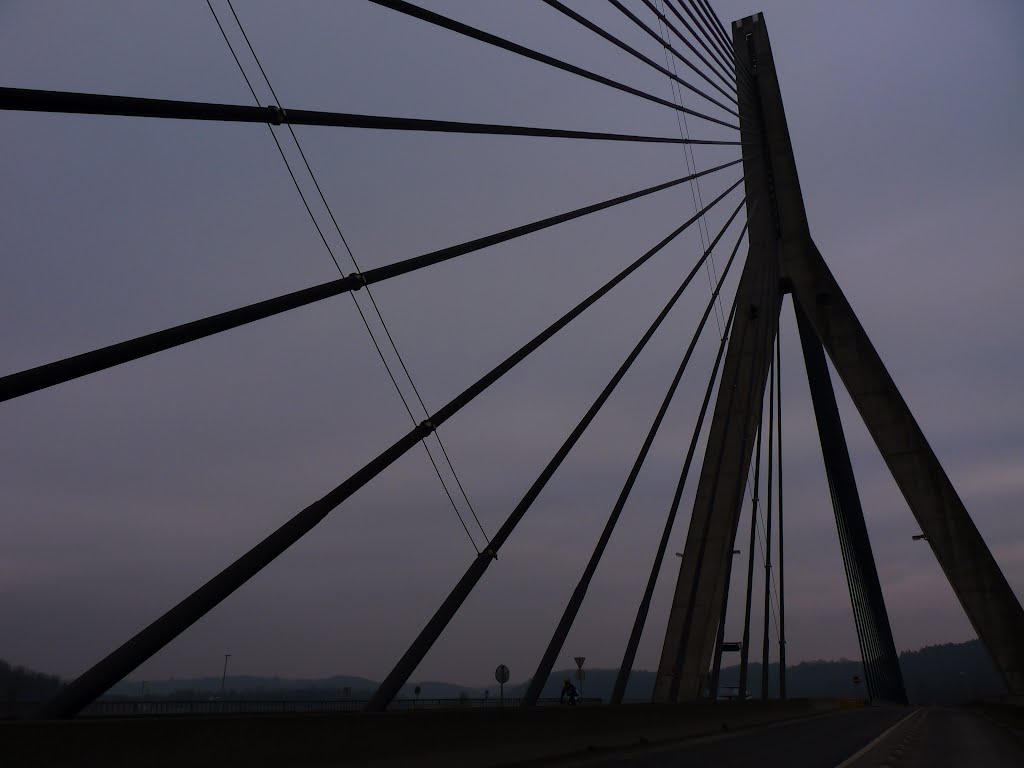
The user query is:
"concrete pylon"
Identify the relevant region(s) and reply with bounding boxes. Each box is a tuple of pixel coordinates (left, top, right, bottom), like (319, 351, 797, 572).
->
(655, 12, 1024, 700)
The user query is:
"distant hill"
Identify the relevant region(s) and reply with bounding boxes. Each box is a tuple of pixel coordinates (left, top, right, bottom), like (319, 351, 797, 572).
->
(1, 659, 63, 704)
(1, 638, 1007, 706)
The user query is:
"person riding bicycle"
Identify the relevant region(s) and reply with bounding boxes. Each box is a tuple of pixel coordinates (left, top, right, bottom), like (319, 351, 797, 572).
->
(560, 678, 579, 705)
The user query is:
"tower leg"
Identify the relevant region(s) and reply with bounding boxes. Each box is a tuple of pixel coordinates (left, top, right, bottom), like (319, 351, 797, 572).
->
(795, 300, 907, 703)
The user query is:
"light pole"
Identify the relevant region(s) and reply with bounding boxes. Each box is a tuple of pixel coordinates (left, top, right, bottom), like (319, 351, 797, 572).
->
(220, 653, 231, 697)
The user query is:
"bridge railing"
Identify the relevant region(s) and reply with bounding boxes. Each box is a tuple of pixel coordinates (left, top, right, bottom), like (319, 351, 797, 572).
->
(78, 697, 602, 717)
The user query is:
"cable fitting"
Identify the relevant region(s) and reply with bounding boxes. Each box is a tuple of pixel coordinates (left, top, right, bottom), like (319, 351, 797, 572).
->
(483, 548, 497, 560)
(350, 272, 367, 291)
(267, 105, 286, 125)
(420, 419, 435, 434)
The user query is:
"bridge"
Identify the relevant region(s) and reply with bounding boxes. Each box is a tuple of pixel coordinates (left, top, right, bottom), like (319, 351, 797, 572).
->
(2, 1, 1022, 765)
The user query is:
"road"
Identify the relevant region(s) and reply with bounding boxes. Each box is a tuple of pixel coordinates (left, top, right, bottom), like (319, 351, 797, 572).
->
(549, 706, 1024, 768)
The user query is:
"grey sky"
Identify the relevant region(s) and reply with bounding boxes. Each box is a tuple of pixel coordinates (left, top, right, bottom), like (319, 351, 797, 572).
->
(1, 1, 1021, 691)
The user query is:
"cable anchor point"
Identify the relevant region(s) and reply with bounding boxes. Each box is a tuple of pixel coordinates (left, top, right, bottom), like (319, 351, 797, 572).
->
(267, 105, 286, 125)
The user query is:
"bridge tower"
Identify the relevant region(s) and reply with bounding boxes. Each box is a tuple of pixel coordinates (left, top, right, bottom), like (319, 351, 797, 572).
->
(655, 12, 1024, 702)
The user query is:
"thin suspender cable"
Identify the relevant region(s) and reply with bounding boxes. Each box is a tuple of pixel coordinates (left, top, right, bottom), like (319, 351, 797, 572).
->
(0, 161, 743, 405)
(777, 320, 786, 698)
(761, 333, 775, 699)
(367, 0, 739, 131)
(540, 0, 738, 117)
(366, 195, 748, 713)
(605, 0, 738, 111)
(654, 2, 726, 337)
(673, 0, 753, 96)
(669, 0, 742, 88)
(665, 291, 753, 703)
(208, 1, 481, 550)
(694, 0, 739, 61)
(665, 214, 778, 702)
(37, 179, 743, 721)
(638, 0, 745, 106)
(707, 447, 758, 698)
(221, 0, 488, 545)
(659, 0, 755, 108)
(0, 87, 752, 146)
(653, 0, 735, 90)
(738, 419, 762, 698)
(522, 210, 749, 707)
(610, 296, 738, 706)
(684, 0, 739, 74)
(753, 482, 781, 636)
(693, 0, 756, 91)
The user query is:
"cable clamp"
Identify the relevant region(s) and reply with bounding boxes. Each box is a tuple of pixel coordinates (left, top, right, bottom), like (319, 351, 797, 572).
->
(483, 547, 497, 560)
(267, 105, 286, 125)
(350, 272, 367, 291)
(420, 419, 435, 434)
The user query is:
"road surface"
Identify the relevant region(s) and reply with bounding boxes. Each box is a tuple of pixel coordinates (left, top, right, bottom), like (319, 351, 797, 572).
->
(550, 706, 1024, 767)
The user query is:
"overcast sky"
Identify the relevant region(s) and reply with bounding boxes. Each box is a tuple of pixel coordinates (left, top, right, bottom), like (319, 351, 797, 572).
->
(1, 1, 1022, 693)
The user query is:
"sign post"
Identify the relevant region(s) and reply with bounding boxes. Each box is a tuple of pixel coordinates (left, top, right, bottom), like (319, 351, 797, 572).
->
(495, 664, 510, 705)
(574, 656, 586, 701)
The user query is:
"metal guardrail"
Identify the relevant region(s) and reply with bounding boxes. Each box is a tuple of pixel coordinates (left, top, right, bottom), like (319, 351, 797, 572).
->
(80, 697, 601, 717)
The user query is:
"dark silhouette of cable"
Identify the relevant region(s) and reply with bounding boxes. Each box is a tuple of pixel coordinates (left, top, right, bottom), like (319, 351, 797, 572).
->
(540, 0, 738, 117)
(0, 162, 742, 405)
(207, 0, 482, 551)
(1, 86, 756, 146)
(367, 193, 748, 712)
(652, 0, 736, 90)
(658, 1, 756, 109)
(738, 418, 762, 698)
(610, 260, 745, 705)
(668, 0, 738, 80)
(607, 0, 741, 112)
(776, 322, 787, 698)
(653, 1, 727, 336)
(221, 0, 489, 546)
(366, 0, 739, 131)
(762, 331, 776, 698)
(37, 177, 743, 720)
(523, 208, 749, 707)
(686, 0, 754, 86)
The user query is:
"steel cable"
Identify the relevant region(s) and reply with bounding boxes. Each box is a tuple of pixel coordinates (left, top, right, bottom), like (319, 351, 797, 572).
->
(37, 179, 744, 720)
(216, 0, 488, 548)
(0, 162, 743, 404)
(522, 209, 750, 707)
(367, 193, 749, 712)
(540, 0, 738, 117)
(366, 0, 739, 130)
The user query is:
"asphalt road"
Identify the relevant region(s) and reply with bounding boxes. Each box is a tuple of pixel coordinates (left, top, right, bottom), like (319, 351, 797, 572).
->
(551, 707, 908, 768)
(854, 706, 1024, 768)
(555, 706, 1024, 768)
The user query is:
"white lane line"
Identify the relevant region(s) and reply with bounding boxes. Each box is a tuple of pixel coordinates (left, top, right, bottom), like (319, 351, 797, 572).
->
(832, 709, 919, 768)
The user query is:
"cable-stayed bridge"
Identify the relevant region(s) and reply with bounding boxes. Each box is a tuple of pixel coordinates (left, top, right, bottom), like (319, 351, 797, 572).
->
(2, 2, 1022, 765)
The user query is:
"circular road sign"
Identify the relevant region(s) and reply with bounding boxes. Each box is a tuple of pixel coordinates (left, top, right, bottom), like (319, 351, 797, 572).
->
(852, 675, 862, 685)
(495, 664, 510, 685)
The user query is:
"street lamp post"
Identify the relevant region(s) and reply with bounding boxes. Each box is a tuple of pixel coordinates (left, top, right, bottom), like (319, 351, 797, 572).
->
(220, 654, 231, 697)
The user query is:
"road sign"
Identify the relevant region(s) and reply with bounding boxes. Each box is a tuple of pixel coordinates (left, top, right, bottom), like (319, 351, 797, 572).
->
(721, 642, 742, 653)
(495, 664, 510, 704)
(574, 656, 585, 669)
(852, 675, 861, 685)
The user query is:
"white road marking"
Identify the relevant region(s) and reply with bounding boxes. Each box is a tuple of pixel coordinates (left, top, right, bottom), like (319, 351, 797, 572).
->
(832, 709, 920, 768)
